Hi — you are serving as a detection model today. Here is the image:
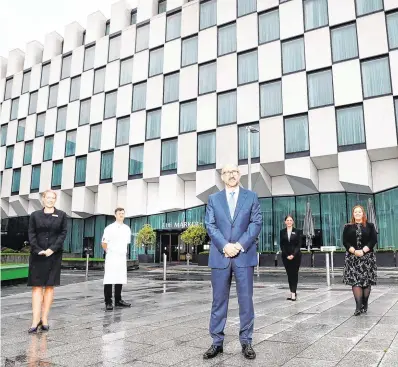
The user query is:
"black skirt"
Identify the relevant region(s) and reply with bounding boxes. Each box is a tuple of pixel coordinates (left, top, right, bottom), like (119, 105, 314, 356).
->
(343, 252, 377, 287)
(27, 251, 62, 286)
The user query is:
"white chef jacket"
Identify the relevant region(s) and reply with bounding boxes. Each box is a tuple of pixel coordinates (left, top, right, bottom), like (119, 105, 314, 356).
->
(102, 221, 131, 285)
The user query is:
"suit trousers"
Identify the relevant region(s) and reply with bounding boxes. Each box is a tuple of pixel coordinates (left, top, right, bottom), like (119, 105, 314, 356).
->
(210, 259, 254, 346)
(104, 284, 122, 304)
(282, 254, 301, 293)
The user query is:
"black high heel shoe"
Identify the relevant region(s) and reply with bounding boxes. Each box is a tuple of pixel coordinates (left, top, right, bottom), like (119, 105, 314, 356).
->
(40, 320, 50, 331)
(28, 320, 42, 334)
(353, 309, 361, 316)
(361, 306, 367, 314)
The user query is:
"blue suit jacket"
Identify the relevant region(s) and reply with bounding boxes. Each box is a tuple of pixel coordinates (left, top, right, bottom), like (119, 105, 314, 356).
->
(205, 188, 262, 269)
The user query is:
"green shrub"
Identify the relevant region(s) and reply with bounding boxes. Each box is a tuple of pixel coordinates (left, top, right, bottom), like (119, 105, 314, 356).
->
(136, 224, 156, 255)
(181, 224, 207, 247)
(199, 251, 209, 255)
(1, 248, 18, 254)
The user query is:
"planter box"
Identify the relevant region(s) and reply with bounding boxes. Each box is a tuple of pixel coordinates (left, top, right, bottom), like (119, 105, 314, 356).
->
(259, 254, 276, 267)
(376, 252, 396, 267)
(0, 253, 81, 264)
(332, 252, 346, 267)
(62, 260, 139, 270)
(138, 254, 154, 263)
(300, 253, 312, 267)
(198, 254, 209, 267)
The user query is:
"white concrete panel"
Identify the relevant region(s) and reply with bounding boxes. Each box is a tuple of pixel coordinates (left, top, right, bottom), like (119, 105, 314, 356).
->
(146, 182, 160, 214)
(44, 107, 57, 136)
(161, 102, 179, 139)
(32, 137, 44, 165)
(71, 46, 85, 77)
(390, 51, 398, 96)
(43, 32, 63, 62)
(1, 170, 12, 198)
(196, 169, 223, 203)
(126, 179, 148, 217)
(282, 72, 308, 116)
(279, 0, 304, 40)
(6, 49, 24, 77)
(0, 57, 7, 80)
(217, 53, 237, 92)
(198, 27, 217, 64)
(81, 70, 94, 100)
(181, 1, 199, 37)
(57, 78, 71, 107)
(66, 101, 80, 130)
(146, 75, 163, 109)
(285, 157, 319, 194)
(129, 110, 146, 145)
(116, 84, 133, 117)
(149, 14, 166, 49)
(55, 191, 72, 217)
(271, 176, 294, 196)
(180, 64, 198, 101)
(332, 60, 363, 107)
(61, 156, 75, 190)
(86, 11, 107, 44)
(11, 72, 23, 99)
(132, 50, 149, 83)
(197, 93, 217, 132)
(63, 22, 85, 53)
(158, 175, 185, 211)
(13, 142, 24, 168)
(216, 124, 238, 169)
(0, 147, 5, 171)
(110, 0, 131, 34)
(357, 12, 388, 59)
(384, 0, 398, 10)
(86, 151, 101, 187)
(53, 131, 66, 161)
(318, 168, 345, 192)
(94, 37, 109, 69)
(163, 39, 182, 74)
(217, 0, 237, 25)
(184, 181, 203, 208)
(6, 120, 17, 146)
(9, 196, 29, 216)
(120, 27, 136, 60)
(19, 165, 32, 196)
(96, 183, 117, 215)
(49, 55, 62, 85)
(17, 93, 29, 119)
(39, 161, 53, 193)
(75, 124, 90, 156)
(178, 132, 197, 176)
(364, 96, 398, 161)
(72, 187, 95, 215)
(372, 159, 398, 192)
(1, 99, 11, 124)
(327, 0, 356, 26)
(239, 164, 272, 197)
(24, 41, 44, 69)
(30, 64, 42, 92)
(101, 118, 116, 151)
(237, 83, 260, 124)
(0, 78, 5, 103)
(1, 199, 9, 218)
(105, 60, 120, 92)
(90, 93, 105, 124)
(143, 139, 161, 181)
(37, 86, 49, 113)
(137, 0, 156, 23)
(24, 115, 36, 141)
(237, 13, 258, 52)
(113, 145, 129, 184)
(304, 27, 332, 72)
(258, 41, 281, 82)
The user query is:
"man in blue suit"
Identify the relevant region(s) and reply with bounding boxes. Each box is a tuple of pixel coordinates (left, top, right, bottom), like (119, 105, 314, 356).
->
(203, 164, 262, 360)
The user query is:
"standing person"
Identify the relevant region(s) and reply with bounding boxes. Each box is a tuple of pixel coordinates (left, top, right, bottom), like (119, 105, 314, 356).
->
(203, 164, 262, 361)
(343, 205, 377, 316)
(102, 208, 132, 311)
(27, 190, 68, 333)
(280, 215, 302, 301)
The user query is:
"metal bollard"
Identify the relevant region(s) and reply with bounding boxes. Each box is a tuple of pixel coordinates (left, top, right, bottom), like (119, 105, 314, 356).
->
(85, 252, 89, 279)
(257, 253, 260, 276)
(163, 253, 167, 281)
(325, 252, 330, 287)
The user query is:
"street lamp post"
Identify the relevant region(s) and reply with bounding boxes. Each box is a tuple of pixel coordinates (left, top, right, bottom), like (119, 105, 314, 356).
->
(245, 126, 259, 191)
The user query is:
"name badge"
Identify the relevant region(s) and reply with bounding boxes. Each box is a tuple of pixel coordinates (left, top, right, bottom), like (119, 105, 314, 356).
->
(52, 214, 58, 217)
(292, 232, 296, 235)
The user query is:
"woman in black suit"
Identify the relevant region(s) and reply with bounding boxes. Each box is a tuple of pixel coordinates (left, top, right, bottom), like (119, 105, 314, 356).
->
(28, 190, 68, 333)
(343, 205, 377, 316)
(280, 215, 302, 301)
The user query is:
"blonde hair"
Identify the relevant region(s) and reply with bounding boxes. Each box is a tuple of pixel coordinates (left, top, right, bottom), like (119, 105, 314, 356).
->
(41, 189, 57, 200)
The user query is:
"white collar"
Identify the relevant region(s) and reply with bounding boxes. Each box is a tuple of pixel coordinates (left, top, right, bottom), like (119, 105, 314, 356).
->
(225, 186, 240, 196)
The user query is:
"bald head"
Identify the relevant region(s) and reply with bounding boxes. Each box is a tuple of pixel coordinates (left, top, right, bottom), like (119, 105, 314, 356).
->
(221, 163, 241, 189)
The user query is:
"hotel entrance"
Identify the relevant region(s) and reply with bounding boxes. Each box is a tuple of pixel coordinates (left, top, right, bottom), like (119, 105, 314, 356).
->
(160, 232, 191, 262)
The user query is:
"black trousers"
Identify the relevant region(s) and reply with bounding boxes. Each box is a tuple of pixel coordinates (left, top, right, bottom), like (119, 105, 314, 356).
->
(104, 284, 122, 304)
(282, 254, 301, 293)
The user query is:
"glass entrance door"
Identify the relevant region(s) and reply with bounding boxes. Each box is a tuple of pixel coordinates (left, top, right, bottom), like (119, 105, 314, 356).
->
(160, 233, 180, 262)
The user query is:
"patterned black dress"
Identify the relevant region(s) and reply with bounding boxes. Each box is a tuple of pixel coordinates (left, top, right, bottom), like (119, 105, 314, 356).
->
(343, 223, 377, 287)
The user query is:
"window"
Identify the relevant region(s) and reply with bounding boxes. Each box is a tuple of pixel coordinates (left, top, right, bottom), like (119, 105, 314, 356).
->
(31, 165, 41, 192)
(284, 115, 309, 156)
(218, 23, 236, 56)
(104, 91, 117, 119)
(218, 91, 237, 126)
(355, 0, 383, 17)
(79, 99, 91, 126)
(1, 125, 7, 146)
(22, 70, 31, 94)
(307, 69, 334, 108)
(182, 36, 198, 67)
(166, 12, 181, 41)
(61, 54, 72, 79)
(200, 0, 216, 30)
(41, 63, 50, 87)
(132, 82, 147, 111)
(304, 0, 328, 31)
(260, 80, 282, 117)
(108, 35, 121, 62)
(336, 105, 366, 150)
(199, 62, 216, 95)
(94, 67, 106, 94)
(164, 73, 179, 103)
(43, 136, 54, 161)
(238, 50, 258, 85)
(387, 12, 398, 50)
(75, 156, 87, 185)
(136, 24, 149, 52)
(105, 21, 110, 36)
(180, 100, 197, 133)
(4, 78, 13, 100)
(331, 23, 358, 62)
(100, 151, 114, 181)
(116, 116, 130, 146)
(56, 106, 67, 132)
(238, 0, 256, 17)
(29, 91, 38, 114)
(35, 113, 46, 137)
(17, 119, 26, 142)
(65, 130, 76, 157)
(282, 38, 305, 74)
(11, 169, 21, 195)
(84, 45, 95, 71)
(129, 145, 144, 177)
(24, 141, 33, 165)
(149, 48, 164, 77)
(10, 98, 19, 120)
(5, 146, 14, 169)
(89, 124, 101, 152)
(361, 57, 392, 98)
(158, 0, 167, 14)
(70, 76, 81, 102)
(198, 132, 216, 168)
(130, 10, 137, 25)
(52, 161, 63, 188)
(48, 84, 59, 108)
(120, 57, 134, 85)
(146, 109, 161, 139)
(161, 139, 177, 172)
(239, 124, 260, 162)
(259, 9, 280, 44)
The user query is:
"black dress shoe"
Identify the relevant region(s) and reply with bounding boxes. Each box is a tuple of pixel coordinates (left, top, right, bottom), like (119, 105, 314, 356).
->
(115, 300, 131, 308)
(361, 306, 367, 314)
(242, 344, 256, 360)
(354, 309, 361, 316)
(105, 303, 113, 311)
(203, 345, 223, 359)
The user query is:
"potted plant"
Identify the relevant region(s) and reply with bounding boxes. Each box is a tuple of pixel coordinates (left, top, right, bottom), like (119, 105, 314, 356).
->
(136, 224, 156, 263)
(198, 251, 209, 266)
(181, 224, 207, 263)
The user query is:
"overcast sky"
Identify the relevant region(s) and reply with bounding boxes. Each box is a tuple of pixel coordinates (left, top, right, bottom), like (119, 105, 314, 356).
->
(0, 0, 117, 59)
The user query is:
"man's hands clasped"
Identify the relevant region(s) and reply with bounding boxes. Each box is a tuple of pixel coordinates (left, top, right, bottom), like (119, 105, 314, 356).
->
(224, 243, 244, 258)
(38, 249, 54, 257)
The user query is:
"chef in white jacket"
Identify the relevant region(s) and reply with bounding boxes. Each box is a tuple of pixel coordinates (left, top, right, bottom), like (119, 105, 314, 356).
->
(102, 207, 132, 310)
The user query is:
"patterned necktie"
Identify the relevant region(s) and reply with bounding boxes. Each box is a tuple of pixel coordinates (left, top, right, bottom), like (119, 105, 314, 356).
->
(228, 192, 236, 219)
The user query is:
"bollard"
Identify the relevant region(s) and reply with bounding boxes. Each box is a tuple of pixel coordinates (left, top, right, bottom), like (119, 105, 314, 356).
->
(257, 253, 260, 276)
(163, 253, 167, 281)
(331, 251, 334, 276)
(325, 252, 330, 287)
(85, 252, 89, 279)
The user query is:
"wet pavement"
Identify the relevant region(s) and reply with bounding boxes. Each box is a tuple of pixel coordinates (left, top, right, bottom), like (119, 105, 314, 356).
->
(1, 267, 398, 366)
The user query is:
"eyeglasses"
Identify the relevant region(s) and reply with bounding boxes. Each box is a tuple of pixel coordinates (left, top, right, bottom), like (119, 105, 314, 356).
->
(222, 170, 239, 176)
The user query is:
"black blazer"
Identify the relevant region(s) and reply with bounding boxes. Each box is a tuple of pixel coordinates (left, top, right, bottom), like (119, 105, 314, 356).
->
(280, 228, 302, 257)
(343, 222, 377, 252)
(28, 208, 68, 254)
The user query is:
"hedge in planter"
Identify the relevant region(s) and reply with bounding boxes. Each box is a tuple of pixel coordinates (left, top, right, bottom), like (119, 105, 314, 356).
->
(136, 224, 156, 262)
(181, 224, 207, 261)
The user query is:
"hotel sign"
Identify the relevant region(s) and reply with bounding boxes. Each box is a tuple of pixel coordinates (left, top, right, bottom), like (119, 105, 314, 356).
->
(161, 221, 202, 229)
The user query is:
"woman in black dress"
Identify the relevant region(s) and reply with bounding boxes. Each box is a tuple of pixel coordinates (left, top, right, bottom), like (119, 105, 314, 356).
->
(343, 205, 377, 316)
(280, 215, 302, 301)
(28, 190, 68, 333)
